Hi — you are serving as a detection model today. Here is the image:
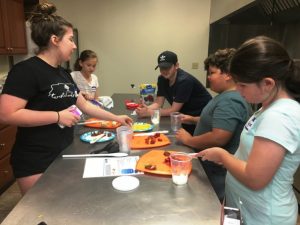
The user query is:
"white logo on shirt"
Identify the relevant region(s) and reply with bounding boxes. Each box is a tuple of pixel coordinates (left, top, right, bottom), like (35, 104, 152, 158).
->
(49, 83, 77, 99)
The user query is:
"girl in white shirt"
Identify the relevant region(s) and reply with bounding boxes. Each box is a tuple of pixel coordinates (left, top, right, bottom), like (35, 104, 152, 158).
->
(71, 50, 99, 100)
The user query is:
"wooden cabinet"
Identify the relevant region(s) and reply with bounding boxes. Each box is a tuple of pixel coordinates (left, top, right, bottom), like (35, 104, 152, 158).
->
(0, 124, 17, 192)
(0, 0, 27, 55)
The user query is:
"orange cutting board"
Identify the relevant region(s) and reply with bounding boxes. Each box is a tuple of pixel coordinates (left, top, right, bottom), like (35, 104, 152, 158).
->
(130, 134, 171, 149)
(84, 118, 121, 129)
(136, 150, 175, 175)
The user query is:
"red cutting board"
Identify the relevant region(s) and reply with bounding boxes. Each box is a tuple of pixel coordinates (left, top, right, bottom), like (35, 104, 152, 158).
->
(136, 150, 175, 175)
(84, 118, 121, 129)
(130, 134, 171, 149)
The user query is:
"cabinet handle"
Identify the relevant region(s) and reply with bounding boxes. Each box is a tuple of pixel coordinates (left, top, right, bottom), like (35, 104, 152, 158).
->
(0, 170, 9, 174)
(0, 143, 5, 150)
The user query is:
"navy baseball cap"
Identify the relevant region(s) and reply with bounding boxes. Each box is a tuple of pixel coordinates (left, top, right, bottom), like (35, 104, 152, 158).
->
(155, 51, 178, 70)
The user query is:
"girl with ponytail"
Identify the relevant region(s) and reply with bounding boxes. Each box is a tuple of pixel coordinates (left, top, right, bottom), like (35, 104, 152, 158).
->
(0, 2, 132, 195)
(71, 50, 100, 100)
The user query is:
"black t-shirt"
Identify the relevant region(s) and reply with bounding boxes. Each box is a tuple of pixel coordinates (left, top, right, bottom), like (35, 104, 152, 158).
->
(2, 56, 79, 177)
(157, 68, 212, 116)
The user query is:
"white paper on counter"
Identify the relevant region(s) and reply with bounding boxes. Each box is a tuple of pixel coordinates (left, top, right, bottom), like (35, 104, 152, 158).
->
(83, 156, 143, 178)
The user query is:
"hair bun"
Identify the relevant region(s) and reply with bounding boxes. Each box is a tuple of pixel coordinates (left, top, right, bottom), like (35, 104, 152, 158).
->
(35, 2, 57, 15)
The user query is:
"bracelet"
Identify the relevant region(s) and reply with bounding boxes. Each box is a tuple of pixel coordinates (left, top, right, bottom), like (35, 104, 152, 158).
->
(57, 111, 60, 123)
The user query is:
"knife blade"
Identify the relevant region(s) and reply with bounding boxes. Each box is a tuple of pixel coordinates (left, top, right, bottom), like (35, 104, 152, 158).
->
(133, 130, 169, 136)
(77, 120, 104, 125)
(62, 152, 128, 158)
(89, 133, 106, 144)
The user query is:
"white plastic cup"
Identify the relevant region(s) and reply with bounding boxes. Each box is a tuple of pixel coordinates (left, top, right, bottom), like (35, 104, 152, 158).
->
(151, 109, 160, 125)
(116, 126, 133, 154)
(170, 152, 192, 185)
(170, 112, 182, 132)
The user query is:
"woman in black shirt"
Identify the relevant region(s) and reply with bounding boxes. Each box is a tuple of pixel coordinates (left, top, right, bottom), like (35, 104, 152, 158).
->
(0, 3, 132, 195)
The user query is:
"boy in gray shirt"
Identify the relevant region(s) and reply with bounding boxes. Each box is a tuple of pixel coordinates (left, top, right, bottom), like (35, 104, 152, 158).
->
(176, 48, 251, 201)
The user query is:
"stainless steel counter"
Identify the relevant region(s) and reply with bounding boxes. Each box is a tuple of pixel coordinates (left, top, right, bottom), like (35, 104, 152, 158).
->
(2, 93, 220, 225)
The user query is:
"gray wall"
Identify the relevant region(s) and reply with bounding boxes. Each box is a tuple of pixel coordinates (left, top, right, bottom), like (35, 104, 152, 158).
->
(210, 0, 254, 23)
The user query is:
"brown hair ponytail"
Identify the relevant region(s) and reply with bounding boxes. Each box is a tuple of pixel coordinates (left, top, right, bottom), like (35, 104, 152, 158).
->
(230, 36, 300, 103)
(73, 50, 98, 71)
(29, 2, 73, 53)
(285, 61, 300, 102)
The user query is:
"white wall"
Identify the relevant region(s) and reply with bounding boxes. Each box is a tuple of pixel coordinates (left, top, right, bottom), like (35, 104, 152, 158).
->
(210, 0, 254, 24)
(51, 0, 211, 96)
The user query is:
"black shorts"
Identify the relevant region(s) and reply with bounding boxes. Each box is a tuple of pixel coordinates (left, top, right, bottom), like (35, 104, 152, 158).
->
(10, 143, 61, 178)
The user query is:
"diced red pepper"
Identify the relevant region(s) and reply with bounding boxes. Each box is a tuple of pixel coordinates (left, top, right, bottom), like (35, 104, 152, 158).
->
(145, 164, 157, 170)
(163, 151, 171, 156)
(154, 133, 160, 138)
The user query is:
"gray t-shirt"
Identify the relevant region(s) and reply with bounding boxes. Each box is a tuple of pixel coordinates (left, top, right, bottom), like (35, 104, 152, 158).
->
(194, 90, 250, 153)
(194, 90, 251, 201)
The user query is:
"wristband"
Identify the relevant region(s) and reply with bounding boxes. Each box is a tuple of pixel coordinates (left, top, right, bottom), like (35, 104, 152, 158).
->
(57, 111, 60, 123)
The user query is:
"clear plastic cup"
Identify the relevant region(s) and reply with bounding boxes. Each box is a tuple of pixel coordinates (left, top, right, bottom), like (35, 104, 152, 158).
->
(151, 109, 160, 125)
(170, 152, 192, 185)
(170, 112, 182, 132)
(116, 126, 133, 154)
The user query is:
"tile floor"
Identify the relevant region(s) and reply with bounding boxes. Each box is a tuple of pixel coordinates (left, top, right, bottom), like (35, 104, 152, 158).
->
(1, 182, 300, 224)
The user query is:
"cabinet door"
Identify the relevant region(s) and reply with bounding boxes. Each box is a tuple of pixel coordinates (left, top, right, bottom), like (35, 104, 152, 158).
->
(0, 0, 10, 53)
(0, 154, 14, 190)
(0, 125, 17, 159)
(6, 0, 27, 54)
(0, 0, 27, 54)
